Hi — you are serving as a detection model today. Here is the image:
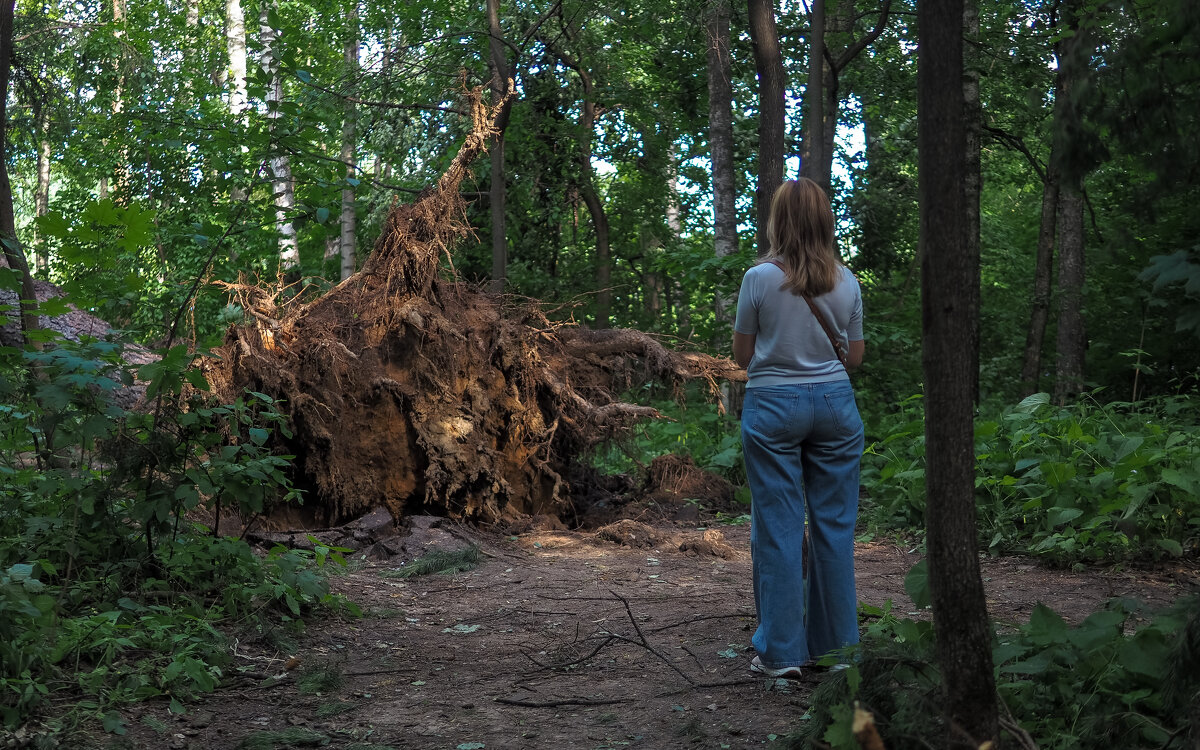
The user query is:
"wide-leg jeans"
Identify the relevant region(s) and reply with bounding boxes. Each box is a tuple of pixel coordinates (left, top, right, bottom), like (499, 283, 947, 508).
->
(741, 381, 865, 669)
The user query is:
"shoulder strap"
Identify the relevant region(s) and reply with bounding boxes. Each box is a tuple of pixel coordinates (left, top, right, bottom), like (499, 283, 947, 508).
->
(766, 258, 848, 367)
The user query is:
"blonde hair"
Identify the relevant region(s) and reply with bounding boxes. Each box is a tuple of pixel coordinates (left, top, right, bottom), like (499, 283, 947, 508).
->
(764, 178, 842, 297)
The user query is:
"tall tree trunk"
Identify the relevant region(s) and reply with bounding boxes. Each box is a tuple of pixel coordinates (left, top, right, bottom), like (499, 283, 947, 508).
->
(1055, 186, 1085, 402)
(808, 0, 892, 193)
(226, 0, 248, 116)
(963, 0, 981, 405)
(802, 0, 826, 189)
(487, 0, 514, 294)
(339, 1, 359, 281)
(0, 0, 39, 343)
(541, 38, 611, 328)
(708, 0, 738, 345)
(665, 152, 690, 338)
(34, 105, 51, 272)
(227, 0, 248, 204)
(186, 0, 199, 27)
(748, 0, 784, 257)
(917, 0, 998, 745)
(106, 0, 128, 202)
(1020, 154, 1058, 394)
(1052, 2, 1090, 404)
(260, 3, 300, 276)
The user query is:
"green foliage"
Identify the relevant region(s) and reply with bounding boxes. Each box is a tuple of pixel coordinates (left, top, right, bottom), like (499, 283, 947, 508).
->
(380, 546, 481, 579)
(590, 384, 745, 486)
(862, 392, 1200, 563)
(796, 596, 1200, 750)
(0, 331, 352, 729)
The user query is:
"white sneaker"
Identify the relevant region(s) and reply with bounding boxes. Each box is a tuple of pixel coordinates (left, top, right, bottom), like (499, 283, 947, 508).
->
(750, 655, 803, 679)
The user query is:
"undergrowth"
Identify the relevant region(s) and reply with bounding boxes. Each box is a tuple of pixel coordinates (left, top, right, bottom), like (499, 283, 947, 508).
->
(795, 593, 1200, 749)
(861, 391, 1200, 563)
(0, 323, 355, 733)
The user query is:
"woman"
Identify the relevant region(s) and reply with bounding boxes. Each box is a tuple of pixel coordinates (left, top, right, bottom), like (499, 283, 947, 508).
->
(732, 177, 865, 679)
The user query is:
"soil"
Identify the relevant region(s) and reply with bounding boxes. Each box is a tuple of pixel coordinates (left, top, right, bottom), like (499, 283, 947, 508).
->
(110, 513, 1196, 750)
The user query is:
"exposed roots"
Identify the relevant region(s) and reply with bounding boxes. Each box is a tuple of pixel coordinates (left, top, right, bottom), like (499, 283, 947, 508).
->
(203, 86, 743, 527)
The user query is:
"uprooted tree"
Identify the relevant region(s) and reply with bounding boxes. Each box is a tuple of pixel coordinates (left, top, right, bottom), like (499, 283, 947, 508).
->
(203, 88, 743, 528)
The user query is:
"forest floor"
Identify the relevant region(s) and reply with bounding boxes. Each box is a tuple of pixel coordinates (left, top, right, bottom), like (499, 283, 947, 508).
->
(106, 512, 1196, 750)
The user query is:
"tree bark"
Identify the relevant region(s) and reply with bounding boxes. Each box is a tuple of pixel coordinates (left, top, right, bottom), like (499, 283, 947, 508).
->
(487, 0, 513, 294)
(339, 1, 359, 281)
(226, 0, 248, 116)
(917, 0, 998, 745)
(34, 105, 51, 272)
(1020, 153, 1058, 395)
(260, 3, 300, 276)
(707, 0, 738, 346)
(0, 0, 39, 343)
(802, 0, 826, 189)
(748, 0, 785, 257)
(1052, 1, 1090, 404)
(962, 0, 981, 405)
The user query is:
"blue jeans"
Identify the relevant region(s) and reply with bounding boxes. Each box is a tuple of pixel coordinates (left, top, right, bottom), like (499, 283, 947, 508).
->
(741, 381, 864, 668)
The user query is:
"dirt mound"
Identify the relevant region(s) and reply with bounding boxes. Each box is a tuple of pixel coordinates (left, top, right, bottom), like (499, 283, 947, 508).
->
(203, 88, 742, 528)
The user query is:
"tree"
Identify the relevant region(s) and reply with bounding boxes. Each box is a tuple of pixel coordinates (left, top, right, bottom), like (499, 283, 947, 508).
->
(1051, 0, 1092, 404)
(917, 0, 998, 744)
(486, 0, 513, 293)
(707, 0, 737, 344)
(0, 0, 38, 343)
(259, 2, 300, 278)
(339, 1, 359, 281)
(748, 0, 784, 257)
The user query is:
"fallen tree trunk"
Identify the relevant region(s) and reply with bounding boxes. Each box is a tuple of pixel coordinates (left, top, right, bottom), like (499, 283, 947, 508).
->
(204, 88, 743, 527)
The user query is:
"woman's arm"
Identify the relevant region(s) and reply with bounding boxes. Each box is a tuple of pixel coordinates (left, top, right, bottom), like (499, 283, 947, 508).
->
(733, 332, 756, 369)
(847, 339, 865, 372)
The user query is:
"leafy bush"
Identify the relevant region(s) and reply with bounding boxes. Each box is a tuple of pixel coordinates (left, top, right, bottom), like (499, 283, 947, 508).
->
(862, 392, 1200, 563)
(0, 326, 353, 729)
(796, 595, 1200, 750)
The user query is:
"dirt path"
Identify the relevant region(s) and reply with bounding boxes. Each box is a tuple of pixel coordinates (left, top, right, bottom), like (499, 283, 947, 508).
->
(117, 523, 1193, 750)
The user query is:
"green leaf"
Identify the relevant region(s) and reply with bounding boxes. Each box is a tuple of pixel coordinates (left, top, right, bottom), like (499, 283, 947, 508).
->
(1155, 538, 1183, 556)
(903, 560, 930, 609)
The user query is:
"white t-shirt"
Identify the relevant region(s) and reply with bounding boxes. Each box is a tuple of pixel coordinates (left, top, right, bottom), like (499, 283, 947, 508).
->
(734, 263, 863, 388)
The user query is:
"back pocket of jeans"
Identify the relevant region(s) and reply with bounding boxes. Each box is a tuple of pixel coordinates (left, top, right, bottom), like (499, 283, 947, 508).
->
(824, 390, 862, 438)
(746, 390, 794, 439)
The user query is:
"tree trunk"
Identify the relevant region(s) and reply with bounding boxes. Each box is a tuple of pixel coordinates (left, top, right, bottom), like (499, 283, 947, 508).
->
(487, 0, 513, 294)
(963, 0, 981, 405)
(110, 0, 128, 201)
(917, 0, 998, 745)
(1054, 185, 1085, 403)
(1020, 155, 1058, 395)
(1052, 2, 1090, 404)
(540, 38, 610, 328)
(226, 0, 248, 205)
(809, 0, 892, 193)
(226, 0, 248, 115)
(260, 3, 300, 276)
(707, 0, 738, 346)
(34, 105, 51, 272)
(579, 184, 612, 328)
(748, 0, 784, 257)
(339, 1, 359, 281)
(0, 0, 39, 343)
(802, 0, 826, 189)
